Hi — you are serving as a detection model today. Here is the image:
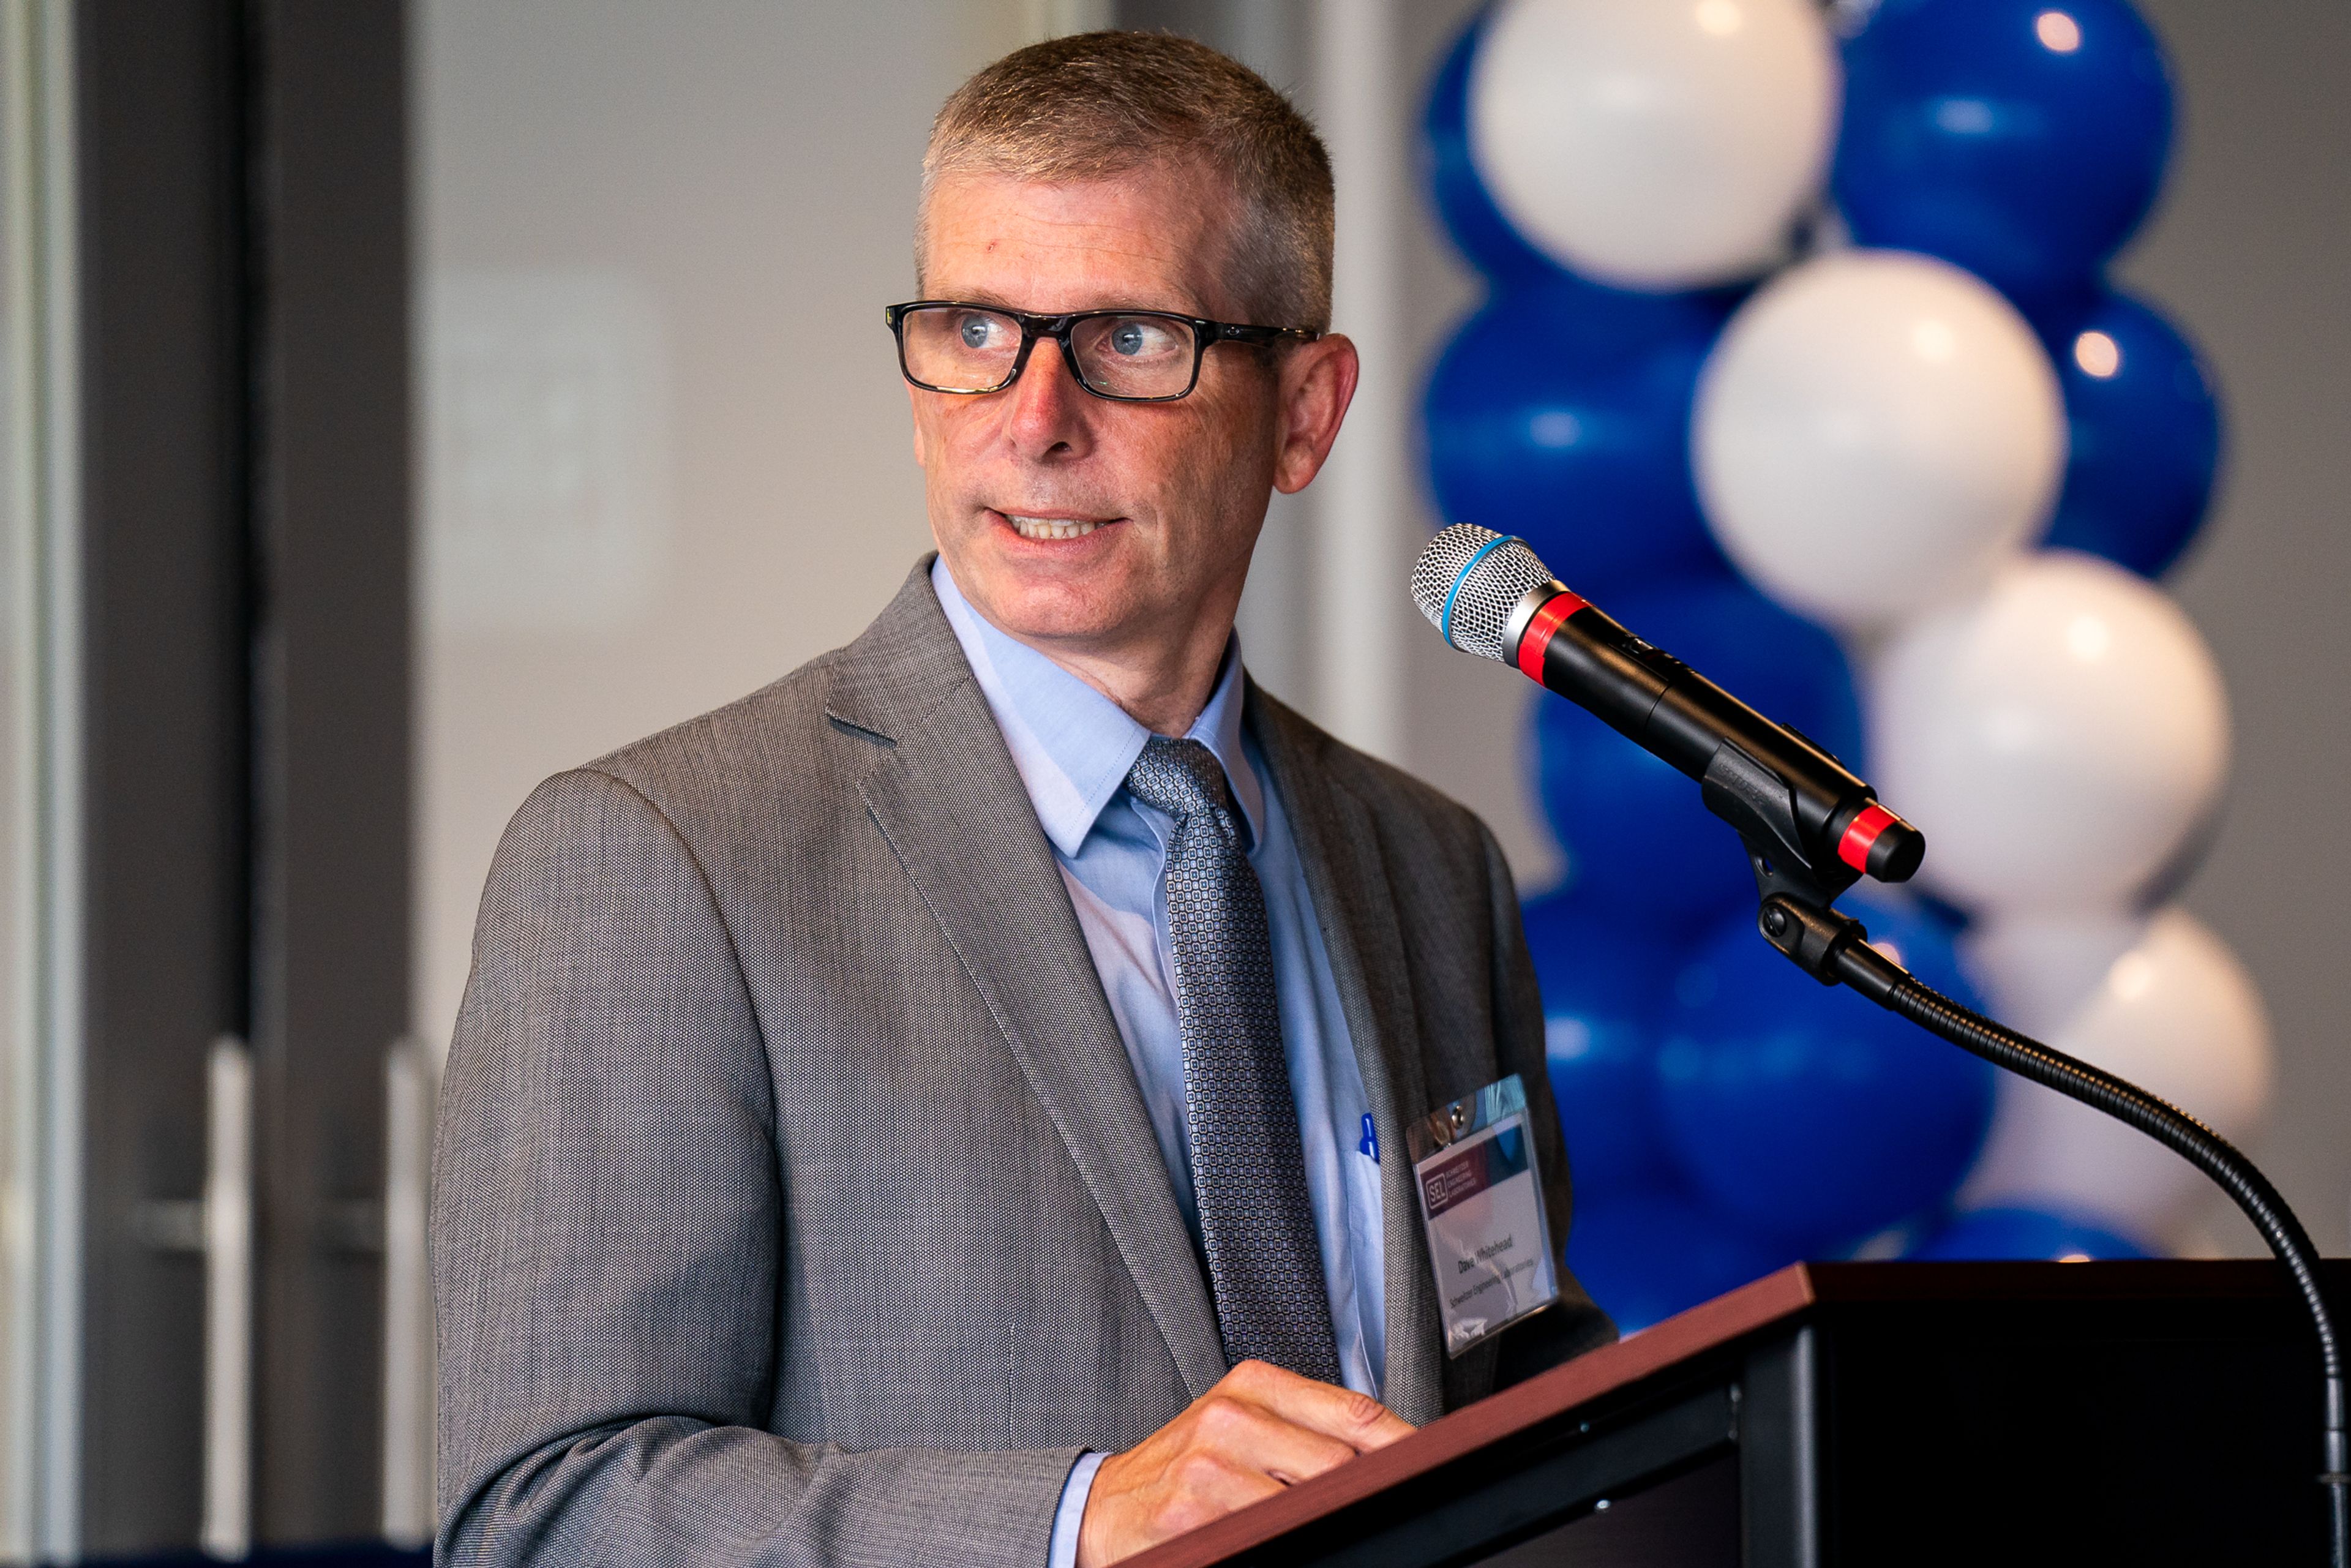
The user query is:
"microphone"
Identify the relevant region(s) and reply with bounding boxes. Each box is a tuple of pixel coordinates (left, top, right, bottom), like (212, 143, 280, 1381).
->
(1415, 525, 2351, 1553)
(1411, 523, 1924, 901)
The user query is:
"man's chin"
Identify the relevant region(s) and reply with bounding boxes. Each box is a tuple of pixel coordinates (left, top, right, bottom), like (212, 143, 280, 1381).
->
(975, 581, 1134, 650)
(946, 533, 1140, 637)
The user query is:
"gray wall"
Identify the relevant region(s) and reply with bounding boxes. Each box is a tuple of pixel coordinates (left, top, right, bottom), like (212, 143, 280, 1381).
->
(2122, 0, 2351, 1252)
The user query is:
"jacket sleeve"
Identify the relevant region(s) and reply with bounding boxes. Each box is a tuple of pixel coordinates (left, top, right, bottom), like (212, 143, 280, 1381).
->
(433, 768, 1082, 1568)
(1474, 823, 1619, 1388)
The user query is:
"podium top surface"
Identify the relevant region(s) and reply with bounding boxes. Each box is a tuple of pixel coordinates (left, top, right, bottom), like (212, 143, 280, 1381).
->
(1123, 1258, 2345, 1568)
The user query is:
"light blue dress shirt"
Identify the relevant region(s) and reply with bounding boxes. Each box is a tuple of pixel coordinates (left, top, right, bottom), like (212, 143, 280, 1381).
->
(929, 561, 1387, 1567)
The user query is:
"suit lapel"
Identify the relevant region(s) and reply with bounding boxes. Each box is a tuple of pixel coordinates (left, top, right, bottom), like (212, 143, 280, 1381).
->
(830, 562, 1228, 1399)
(1247, 689, 1455, 1425)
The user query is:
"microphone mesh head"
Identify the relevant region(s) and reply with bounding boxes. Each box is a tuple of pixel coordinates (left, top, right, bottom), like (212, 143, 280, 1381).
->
(1411, 523, 1558, 661)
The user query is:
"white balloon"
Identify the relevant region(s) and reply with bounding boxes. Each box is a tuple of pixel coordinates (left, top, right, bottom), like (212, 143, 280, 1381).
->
(1692, 250, 2065, 628)
(1468, 0, 1840, 290)
(1962, 912, 2141, 1037)
(1869, 552, 2230, 914)
(1959, 907, 2274, 1245)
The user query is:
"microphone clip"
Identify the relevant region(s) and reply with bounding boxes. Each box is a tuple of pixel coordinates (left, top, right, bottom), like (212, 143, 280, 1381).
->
(1700, 739, 1885, 993)
(1701, 740, 1856, 904)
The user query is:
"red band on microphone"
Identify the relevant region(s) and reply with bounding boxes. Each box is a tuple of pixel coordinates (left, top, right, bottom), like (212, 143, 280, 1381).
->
(1515, 590, 1588, 682)
(1839, 803, 1897, 874)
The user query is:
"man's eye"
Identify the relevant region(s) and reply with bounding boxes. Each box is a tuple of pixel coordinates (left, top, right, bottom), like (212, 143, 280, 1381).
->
(1106, 318, 1174, 357)
(959, 316, 997, 350)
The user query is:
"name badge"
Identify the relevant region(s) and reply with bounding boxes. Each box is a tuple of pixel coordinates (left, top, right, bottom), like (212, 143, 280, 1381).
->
(1408, 1075, 1559, 1357)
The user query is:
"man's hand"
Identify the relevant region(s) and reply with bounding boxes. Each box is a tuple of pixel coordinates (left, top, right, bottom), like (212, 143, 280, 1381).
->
(1074, 1360, 1415, 1567)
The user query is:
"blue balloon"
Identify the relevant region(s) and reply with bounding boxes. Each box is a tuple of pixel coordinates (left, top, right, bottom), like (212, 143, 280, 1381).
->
(1565, 1187, 1803, 1334)
(1834, 0, 2175, 302)
(1425, 283, 1731, 593)
(1907, 1206, 2152, 1261)
(1654, 894, 1997, 1245)
(1520, 893, 1678, 1193)
(1531, 577, 1862, 926)
(2030, 288, 2222, 577)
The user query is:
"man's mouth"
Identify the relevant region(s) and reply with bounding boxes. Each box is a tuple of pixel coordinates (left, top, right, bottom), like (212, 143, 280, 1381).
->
(1002, 511, 1111, 541)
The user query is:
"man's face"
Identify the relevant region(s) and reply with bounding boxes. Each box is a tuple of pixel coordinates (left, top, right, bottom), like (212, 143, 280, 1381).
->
(909, 163, 1340, 670)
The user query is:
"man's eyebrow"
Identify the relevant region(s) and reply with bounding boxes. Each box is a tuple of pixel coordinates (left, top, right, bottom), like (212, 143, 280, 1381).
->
(925, 290, 1217, 318)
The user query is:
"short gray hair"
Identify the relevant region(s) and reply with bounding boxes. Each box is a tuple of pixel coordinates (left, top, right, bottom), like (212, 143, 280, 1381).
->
(918, 31, 1335, 331)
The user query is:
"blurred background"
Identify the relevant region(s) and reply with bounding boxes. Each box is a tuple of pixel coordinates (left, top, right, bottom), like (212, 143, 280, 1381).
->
(0, 0, 2343, 1558)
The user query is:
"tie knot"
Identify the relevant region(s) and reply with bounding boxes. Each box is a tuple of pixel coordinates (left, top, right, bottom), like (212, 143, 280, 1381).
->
(1125, 735, 1236, 825)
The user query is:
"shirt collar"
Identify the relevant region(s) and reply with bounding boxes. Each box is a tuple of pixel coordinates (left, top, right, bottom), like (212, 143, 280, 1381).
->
(931, 557, 1262, 858)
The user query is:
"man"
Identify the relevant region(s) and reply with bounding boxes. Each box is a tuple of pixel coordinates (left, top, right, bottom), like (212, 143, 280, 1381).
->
(434, 32, 1611, 1568)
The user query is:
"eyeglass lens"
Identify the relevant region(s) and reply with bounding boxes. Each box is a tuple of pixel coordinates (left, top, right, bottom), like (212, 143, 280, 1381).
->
(899, 306, 1199, 399)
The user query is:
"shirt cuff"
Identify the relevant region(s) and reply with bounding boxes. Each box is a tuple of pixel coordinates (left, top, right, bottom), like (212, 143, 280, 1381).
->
(1048, 1449, 1109, 1568)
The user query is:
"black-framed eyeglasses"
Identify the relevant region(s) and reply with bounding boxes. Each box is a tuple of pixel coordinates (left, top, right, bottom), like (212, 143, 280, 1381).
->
(884, 299, 1321, 403)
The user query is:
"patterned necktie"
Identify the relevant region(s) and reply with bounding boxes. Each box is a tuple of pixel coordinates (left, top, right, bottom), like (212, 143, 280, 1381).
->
(1124, 735, 1340, 1385)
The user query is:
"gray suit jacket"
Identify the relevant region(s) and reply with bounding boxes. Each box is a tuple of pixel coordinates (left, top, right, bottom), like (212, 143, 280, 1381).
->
(433, 558, 1613, 1567)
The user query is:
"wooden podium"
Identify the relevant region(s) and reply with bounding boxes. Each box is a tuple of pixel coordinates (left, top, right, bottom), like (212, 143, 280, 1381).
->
(1129, 1260, 2345, 1567)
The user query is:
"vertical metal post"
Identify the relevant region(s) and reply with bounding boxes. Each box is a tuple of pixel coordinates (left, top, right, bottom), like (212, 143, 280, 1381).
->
(200, 1037, 253, 1561)
(0, 15, 32, 1547)
(1, 1, 85, 1556)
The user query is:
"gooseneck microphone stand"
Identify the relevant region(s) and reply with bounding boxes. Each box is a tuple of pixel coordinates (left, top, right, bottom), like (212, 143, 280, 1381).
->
(1414, 522, 2347, 1560)
(1739, 835, 2349, 1568)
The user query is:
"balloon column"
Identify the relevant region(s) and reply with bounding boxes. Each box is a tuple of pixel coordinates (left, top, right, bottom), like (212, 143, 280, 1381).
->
(1420, 0, 2263, 1329)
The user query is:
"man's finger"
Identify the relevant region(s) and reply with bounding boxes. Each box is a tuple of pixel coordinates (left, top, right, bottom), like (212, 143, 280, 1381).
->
(1222, 1360, 1417, 1452)
(1185, 1389, 1362, 1486)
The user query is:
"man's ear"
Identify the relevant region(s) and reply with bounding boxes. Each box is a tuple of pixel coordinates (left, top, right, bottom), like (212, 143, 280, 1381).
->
(1272, 334, 1359, 496)
(907, 381, 929, 467)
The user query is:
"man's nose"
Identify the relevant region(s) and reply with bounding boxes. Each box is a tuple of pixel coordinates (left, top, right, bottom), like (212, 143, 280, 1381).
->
(1000, 339, 1093, 460)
